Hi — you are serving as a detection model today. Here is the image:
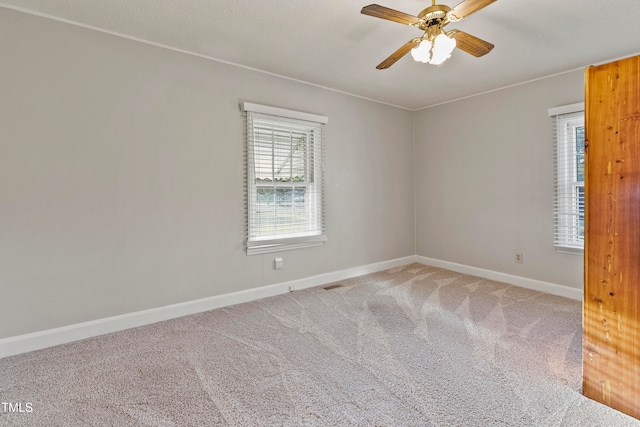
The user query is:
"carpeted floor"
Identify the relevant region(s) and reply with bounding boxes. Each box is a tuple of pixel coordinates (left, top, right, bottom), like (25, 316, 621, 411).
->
(1, 263, 639, 426)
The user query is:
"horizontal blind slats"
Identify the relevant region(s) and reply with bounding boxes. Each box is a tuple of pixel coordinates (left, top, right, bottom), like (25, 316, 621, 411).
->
(244, 108, 326, 254)
(552, 108, 585, 251)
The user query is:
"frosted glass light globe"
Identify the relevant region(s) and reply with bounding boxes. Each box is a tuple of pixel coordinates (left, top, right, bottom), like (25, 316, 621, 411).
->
(430, 33, 456, 65)
(410, 40, 432, 63)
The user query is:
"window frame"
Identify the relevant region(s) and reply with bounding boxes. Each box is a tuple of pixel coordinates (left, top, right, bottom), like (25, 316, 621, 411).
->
(549, 102, 585, 254)
(243, 102, 328, 255)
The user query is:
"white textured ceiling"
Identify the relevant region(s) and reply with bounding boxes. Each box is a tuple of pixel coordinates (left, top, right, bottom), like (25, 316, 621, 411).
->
(2, 0, 640, 110)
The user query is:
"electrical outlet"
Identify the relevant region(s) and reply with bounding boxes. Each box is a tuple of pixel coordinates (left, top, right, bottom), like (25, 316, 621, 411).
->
(274, 257, 284, 270)
(515, 252, 524, 264)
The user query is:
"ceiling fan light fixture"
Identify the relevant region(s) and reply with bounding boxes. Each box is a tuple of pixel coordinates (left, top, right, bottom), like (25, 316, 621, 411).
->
(410, 40, 432, 63)
(410, 33, 456, 66)
(430, 33, 456, 65)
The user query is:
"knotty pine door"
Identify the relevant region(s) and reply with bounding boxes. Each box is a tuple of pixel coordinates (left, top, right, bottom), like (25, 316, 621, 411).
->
(583, 54, 640, 419)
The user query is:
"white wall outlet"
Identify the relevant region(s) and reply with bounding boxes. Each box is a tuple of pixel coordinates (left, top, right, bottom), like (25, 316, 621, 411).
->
(515, 252, 524, 264)
(274, 257, 284, 270)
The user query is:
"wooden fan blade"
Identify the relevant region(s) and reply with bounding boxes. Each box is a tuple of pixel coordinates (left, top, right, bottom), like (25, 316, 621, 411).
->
(449, 30, 494, 57)
(449, 0, 497, 20)
(361, 4, 421, 26)
(376, 38, 421, 69)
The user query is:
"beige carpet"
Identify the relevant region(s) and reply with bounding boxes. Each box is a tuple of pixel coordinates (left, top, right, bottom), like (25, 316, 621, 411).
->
(1, 263, 639, 426)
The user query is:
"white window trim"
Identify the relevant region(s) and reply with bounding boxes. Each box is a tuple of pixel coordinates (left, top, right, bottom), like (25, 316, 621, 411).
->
(549, 102, 585, 254)
(243, 102, 328, 255)
(243, 102, 328, 124)
(548, 102, 584, 117)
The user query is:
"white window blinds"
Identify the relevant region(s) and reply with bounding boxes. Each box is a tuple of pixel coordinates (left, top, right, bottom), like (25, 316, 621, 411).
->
(243, 102, 327, 255)
(549, 103, 585, 253)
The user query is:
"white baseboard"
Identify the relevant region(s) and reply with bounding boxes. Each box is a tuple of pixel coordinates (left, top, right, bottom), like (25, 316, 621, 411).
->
(415, 256, 583, 301)
(0, 255, 581, 359)
(0, 255, 416, 359)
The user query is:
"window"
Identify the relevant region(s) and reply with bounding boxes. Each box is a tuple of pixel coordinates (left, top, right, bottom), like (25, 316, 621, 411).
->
(549, 103, 585, 253)
(243, 102, 327, 255)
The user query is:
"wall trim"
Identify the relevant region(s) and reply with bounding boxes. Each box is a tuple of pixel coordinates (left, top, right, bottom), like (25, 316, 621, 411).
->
(416, 256, 583, 301)
(0, 256, 416, 359)
(0, 255, 583, 358)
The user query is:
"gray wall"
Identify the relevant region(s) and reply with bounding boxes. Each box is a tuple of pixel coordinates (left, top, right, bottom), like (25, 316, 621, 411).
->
(414, 70, 585, 288)
(0, 9, 415, 339)
(1, 7, 587, 341)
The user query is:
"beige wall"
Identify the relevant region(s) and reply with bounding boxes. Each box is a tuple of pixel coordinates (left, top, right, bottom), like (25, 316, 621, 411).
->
(0, 8, 415, 338)
(414, 70, 585, 288)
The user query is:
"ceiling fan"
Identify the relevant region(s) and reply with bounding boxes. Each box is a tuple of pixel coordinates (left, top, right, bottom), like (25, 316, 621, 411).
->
(361, 0, 497, 69)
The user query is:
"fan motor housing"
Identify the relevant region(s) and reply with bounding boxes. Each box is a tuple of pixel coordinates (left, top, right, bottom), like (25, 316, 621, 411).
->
(417, 4, 451, 29)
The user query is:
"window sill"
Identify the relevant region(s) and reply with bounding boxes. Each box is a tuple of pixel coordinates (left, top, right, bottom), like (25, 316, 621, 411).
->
(555, 246, 584, 255)
(246, 235, 327, 255)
